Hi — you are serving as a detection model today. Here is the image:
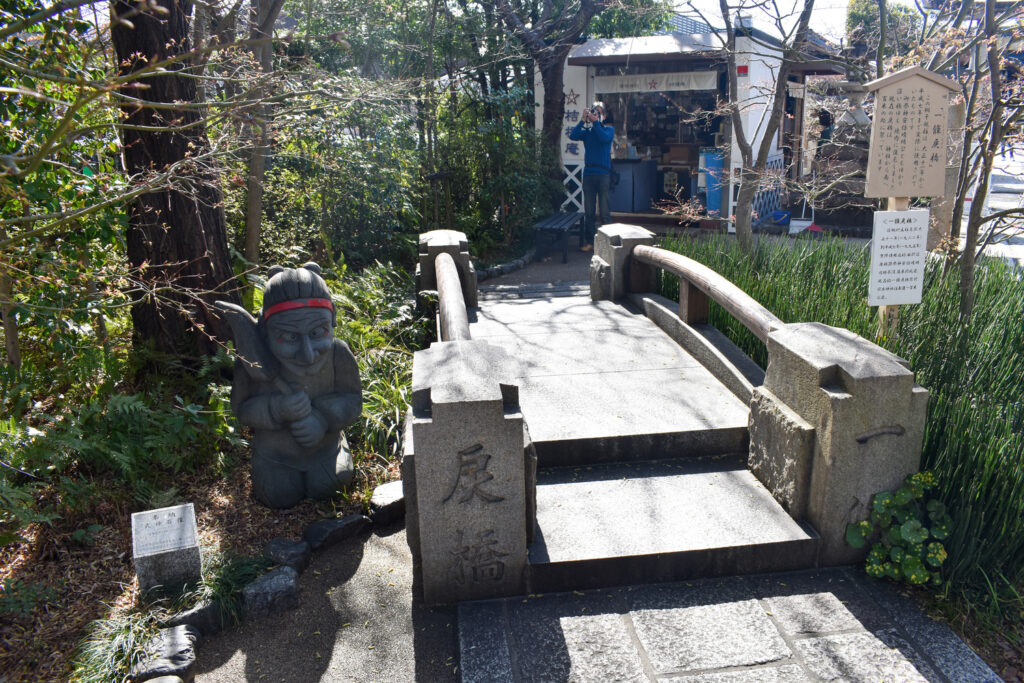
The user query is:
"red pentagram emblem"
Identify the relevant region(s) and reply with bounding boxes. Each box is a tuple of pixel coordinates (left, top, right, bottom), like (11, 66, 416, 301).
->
(648, 79, 659, 90)
(565, 89, 580, 105)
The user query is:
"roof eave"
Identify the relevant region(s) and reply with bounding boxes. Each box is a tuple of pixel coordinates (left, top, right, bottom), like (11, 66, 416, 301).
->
(567, 50, 723, 66)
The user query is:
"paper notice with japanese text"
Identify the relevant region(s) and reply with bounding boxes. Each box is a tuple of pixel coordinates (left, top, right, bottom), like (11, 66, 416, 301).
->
(868, 210, 929, 306)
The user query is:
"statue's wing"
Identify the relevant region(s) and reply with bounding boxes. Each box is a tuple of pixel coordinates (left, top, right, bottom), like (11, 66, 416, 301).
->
(214, 301, 281, 386)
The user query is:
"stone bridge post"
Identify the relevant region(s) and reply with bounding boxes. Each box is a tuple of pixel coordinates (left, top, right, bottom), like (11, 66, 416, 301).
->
(406, 228, 536, 604)
(403, 342, 529, 605)
(748, 323, 929, 564)
(589, 224, 656, 301)
(416, 229, 477, 308)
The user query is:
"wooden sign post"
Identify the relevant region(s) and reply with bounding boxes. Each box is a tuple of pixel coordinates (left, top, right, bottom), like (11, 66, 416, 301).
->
(864, 67, 959, 337)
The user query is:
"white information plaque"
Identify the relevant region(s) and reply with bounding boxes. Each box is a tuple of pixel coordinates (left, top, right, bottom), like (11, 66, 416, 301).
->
(131, 503, 198, 557)
(868, 209, 929, 306)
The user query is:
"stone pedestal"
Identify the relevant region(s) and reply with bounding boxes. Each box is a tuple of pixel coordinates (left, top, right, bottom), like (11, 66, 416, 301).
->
(416, 230, 478, 308)
(749, 323, 928, 564)
(590, 224, 656, 301)
(404, 340, 528, 605)
(131, 503, 202, 594)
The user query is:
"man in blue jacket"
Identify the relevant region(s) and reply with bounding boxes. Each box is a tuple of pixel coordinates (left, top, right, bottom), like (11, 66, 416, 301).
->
(569, 102, 614, 252)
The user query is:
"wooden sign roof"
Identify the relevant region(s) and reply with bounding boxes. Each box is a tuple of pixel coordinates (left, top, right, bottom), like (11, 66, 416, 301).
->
(865, 65, 960, 93)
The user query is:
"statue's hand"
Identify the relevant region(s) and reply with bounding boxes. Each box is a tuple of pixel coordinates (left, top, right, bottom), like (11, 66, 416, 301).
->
(273, 390, 311, 423)
(290, 412, 327, 448)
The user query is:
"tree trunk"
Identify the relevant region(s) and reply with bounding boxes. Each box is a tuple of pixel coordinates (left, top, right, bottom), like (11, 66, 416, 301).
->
(111, 0, 238, 356)
(733, 170, 759, 252)
(0, 231, 19, 372)
(875, 0, 887, 79)
(721, 0, 814, 255)
(243, 0, 285, 307)
(960, 0, 1002, 322)
(538, 56, 567, 156)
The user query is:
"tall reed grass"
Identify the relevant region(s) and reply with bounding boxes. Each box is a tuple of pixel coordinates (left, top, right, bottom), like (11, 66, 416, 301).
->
(660, 234, 1024, 602)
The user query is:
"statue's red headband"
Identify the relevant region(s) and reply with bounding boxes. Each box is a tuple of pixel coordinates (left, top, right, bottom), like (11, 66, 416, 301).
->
(263, 298, 334, 320)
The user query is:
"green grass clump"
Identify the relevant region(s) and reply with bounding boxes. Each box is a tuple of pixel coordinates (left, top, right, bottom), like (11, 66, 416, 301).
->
(72, 550, 271, 682)
(71, 611, 160, 683)
(187, 551, 274, 625)
(660, 234, 1024, 608)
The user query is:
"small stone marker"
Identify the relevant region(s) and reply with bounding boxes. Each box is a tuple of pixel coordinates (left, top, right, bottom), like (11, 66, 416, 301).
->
(868, 209, 929, 306)
(865, 66, 959, 199)
(131, 503, 201, 594)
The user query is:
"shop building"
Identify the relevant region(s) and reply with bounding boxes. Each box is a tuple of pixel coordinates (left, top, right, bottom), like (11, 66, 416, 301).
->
(536, 18, 840, 225)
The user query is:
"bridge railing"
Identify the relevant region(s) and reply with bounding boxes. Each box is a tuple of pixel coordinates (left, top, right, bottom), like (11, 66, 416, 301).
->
(590, 223, 929, 566)
(407, 229, 534, 605)
(631, 243, 782, 342)
(414, 229, 478, 341)
(433, 251, 471, 341)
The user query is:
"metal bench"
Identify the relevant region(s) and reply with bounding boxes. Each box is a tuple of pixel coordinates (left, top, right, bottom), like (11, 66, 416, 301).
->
(534, 211, 584, 263)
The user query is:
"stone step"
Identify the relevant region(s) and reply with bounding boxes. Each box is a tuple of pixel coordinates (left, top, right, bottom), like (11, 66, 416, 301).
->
(527, 456, 819, 593)
(530, 419, 749, 468)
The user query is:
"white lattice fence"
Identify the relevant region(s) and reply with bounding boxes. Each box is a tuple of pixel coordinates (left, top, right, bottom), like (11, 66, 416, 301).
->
(561, 164, 583, 212)
(751, 156, 786, 223)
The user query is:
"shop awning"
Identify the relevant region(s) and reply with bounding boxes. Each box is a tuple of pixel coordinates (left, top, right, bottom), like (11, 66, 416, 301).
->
(568, 34, 722, 65)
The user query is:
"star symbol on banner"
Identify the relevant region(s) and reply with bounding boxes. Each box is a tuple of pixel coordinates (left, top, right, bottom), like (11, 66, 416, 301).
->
(565, 89, 580, 105)
(648, 79, 659, 90)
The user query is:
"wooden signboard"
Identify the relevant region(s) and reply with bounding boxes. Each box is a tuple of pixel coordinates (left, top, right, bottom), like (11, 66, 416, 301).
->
(865, 67, 959, 198)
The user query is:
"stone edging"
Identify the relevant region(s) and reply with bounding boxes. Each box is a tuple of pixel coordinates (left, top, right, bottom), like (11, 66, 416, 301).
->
(130, 481, 405, 682)
(474, 248, 536, 282)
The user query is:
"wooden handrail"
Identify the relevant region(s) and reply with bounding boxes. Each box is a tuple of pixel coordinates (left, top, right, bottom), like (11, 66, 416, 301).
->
(632, 244, 782, 342)
(435, 252, 471, 341)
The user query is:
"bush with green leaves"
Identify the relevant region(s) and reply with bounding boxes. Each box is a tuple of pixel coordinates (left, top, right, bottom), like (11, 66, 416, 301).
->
(0, 347, 242, 546)
(253, 87, 421, 270)
(325, 263, 431, 489)
(437, 86, 560, 256)
(846, 471, 951, 585)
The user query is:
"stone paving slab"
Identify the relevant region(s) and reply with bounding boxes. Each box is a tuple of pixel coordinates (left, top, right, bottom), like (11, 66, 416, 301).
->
(478, 281, 591, 301)
(468, 294, 750, 464)
(470, 295, 654, 336)
(457, 567, 1000, 683)
(194, 524, 459, 683)
(518, 370, 749, 465)
(467, 327, 706, 376)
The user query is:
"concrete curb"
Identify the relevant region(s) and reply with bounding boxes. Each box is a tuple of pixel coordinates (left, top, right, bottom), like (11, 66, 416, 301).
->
(474, 248, 536, 282)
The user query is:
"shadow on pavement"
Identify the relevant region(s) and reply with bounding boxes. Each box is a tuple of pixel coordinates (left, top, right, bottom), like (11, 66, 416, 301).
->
(194, 522, 459, 682)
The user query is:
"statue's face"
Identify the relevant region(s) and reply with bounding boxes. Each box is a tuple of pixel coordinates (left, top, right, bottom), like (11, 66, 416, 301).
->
(265, 307, 334, 376)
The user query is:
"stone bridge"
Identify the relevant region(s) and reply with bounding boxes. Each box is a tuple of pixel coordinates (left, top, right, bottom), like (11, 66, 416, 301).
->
(403, 225, 928, 606)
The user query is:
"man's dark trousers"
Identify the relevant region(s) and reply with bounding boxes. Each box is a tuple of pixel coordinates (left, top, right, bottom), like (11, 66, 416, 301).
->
(582, 173, 611, 245)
